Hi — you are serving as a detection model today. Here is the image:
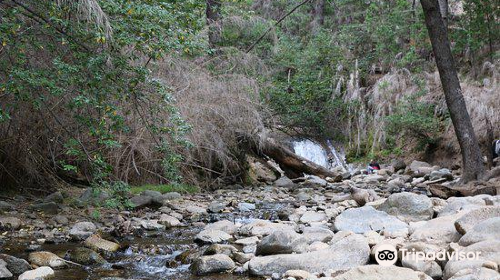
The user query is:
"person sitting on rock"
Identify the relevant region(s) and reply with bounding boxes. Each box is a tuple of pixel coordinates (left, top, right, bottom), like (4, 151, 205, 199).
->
(367, 159, 381, 174)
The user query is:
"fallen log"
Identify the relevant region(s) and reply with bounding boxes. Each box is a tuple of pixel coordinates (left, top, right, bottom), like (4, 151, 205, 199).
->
(240, 134, 342, 179)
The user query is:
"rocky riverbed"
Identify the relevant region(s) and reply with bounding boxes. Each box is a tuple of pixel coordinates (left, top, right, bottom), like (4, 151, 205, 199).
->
(0, 160, 499, 280)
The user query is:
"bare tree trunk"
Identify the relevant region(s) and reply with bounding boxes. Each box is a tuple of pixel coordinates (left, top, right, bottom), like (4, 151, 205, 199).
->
(310, 0, 325, 32)
(420, 0, 486, 183)
(206, 0, 222, 48)
(486, 117, 494, 169)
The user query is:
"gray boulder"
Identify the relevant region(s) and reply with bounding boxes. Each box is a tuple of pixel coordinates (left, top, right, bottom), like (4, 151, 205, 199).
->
(248, 234, 370, 276)
(454, 206, 500, 234)
(44, 191, 64, 204)
(410, 212, 464, 245)
(334, 206, 408, 235)
(302, 226, 334, 243)
(331, 265, 433, 280)
(256, 230, 307, 255)
(18, 267, 54, 280)
(238, 202, 256, 212)
(391, 159, 407, 172)
(69, 222, 97, 241)
(0, 254, 31, 275)
(0, 260, 12, 279)
(300, 211, 327, 224)
(378, 192, 433, 223)
(30, 202, 59, 214)
(458, 217, 500, 246)
(194, 229, 232, 244)
(204, 220, 238, 235)
(190, 254, 235, 275)
(274, 176, 295, 188)
(130, 195, 154, 208)
(0, 217, 22, 230)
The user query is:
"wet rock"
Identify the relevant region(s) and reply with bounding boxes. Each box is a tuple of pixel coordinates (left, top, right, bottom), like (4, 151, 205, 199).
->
(69, 221, 97, 240)
(239, 219, 295, 236)
(28, 251, 66, 268)
(274, 176, 295, 188)
(410, 212, 464, 245)
(30, 202, 59, 214)
(302, 226, 334, 243)
(238, 202, 256, 212)
(256, 230, 307, 255)
(204, 220, 238, 235)
(0, 217, 21, 230)
(130, 195, 154, 208)
(0, 201, 13, 212)
(66, 247, 105, 265)
(0, 254, 31, 275)
(378, 192, 433, 223)
(458, 217, 500, 246)
(300, 211, 327, 224)
(158, 214, 181, 228)
(44, 191, 64, 204)
(18, 267, 54, 280)
(248, 234, 369, 276)
(334, 206, 408, 236)
(208, 202, 225, 213)
(190, 254, 236, 275)
(194, 229, 232, 244)
(84, 235, 120, 253)
(0, 260, 12, 279)
(331, 265, 433, 280)
(454, 206, 500, 234)
(204, 244, 237, 256)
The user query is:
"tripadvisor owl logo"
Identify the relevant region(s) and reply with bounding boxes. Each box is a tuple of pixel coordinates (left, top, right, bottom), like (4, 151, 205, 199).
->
(374, 244, 398, 266)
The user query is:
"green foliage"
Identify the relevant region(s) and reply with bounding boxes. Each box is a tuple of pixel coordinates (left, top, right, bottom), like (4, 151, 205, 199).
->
(386, 81, 444, 151)
(130, 183, 198, 195)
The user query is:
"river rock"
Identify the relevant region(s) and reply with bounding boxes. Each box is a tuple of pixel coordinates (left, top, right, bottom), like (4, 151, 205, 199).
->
(190, 254, 235, 275)
(234, 236, 259, 246)
(84, 235, 120, 253)
(194, 229, 232, 244)
(18, 267, 54, 280)
(0, 260, 12, 279)
(248, 234, 370, 276)
(256, 230, 307, 255)
(233, 252, 253, 264)
(44, 191, 64, 204)
(334, 206, 408, 236)
(130, 195, 153, 208)
(139, 219, 165, 230)
(448, 267, 500, 280)
(302, 176, 327, 188)
(331, 265, 433, 280)
(159, 214, 181, 228)
(204, 220, 238, 235)
(239, 219, 295, 236)
(30, 202, 59, 214)
(162, 192, 182, 201)
(0, 201, 13, 211)
(54, 215, 69, 225)
(284, 270, 312, 280)
(274, 176, 295, 188)
(378, 192, 433, 223)
(454, 206, 500, 234)
(0, 217, 21, 230)
(208, 202, 225, 213)
(410, 212, 464, 245)
(69, 221, 97, 240)
(0, 254, 31, 275)
(458, 217, 500, 246)
(300, 211, 328, 224)
(67, 247, 105, 265)
(400, 242, 443, 279)
(429, 169, 453, 181)
(391, 159, 406, 172)
(302, 226, 334, 243)
(444, 240, 500, 279)
(28, 251, 66, 268)
(350, 187, 379, 206)
(204, 244, 237, 256)
(409, 160, 432, 173)
(438, 197, 487, 217)
(238, 202, 256, 212)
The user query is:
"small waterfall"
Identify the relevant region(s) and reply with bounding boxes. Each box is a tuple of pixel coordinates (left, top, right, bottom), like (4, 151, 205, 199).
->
(292, 139, 350, 171)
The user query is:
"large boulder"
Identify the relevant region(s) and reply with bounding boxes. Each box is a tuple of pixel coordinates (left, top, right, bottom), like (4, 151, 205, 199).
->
(438, 197, 487, 217)
(331, 265, 433, 280)
(256, 230, 307, 255)
(190, 254, 235, 275)
(248, 157, 277, 183)
(18, 267, 54, 280)
(410, 212, 464, 245)
(239, 219, 295, 237)
(158, 214, 181, 228)
(130, 195, 154, 208)
(0, 260, 12, 279)
(334, 206, 408, 236)
(274, 176, 295, 188)
(378, 192, 434, 223)
(204, 220, 238, 235)
(302, 226, 334, 243)
(400, 242, 443, 279)
(448, 267, 500, 280)
(454, 206, 500, 234)
(0, 217, 21, 230)
(391, 159, 407, 172)
(350, 187, 379, 206)
(69, 221, 97, 241)
(28, 251, 66, 268)
(409, 160, 433, 176)
(458, 217, 500, 246)
(194, 229, 232, 244)
(84, 235, 120, 253)
(66, 247, 105, 265)
(248, 234, 370, 276)
(30, 202, 59, 215)
(0, 254, 31, 275)
(444, 240, 500, 279)
(300, 211, 328, 224)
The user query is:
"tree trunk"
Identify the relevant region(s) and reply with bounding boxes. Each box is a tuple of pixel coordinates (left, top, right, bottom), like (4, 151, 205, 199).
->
(486, 117, 494, 169)
(310, 0, 325, 32)
(420, 0, 486, 183)
(206, 0, 222, 48)
(437, 0, 448, 27)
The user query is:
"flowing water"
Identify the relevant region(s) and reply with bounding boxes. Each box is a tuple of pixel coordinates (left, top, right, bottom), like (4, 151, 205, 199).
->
(292, 139, 350, 171)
